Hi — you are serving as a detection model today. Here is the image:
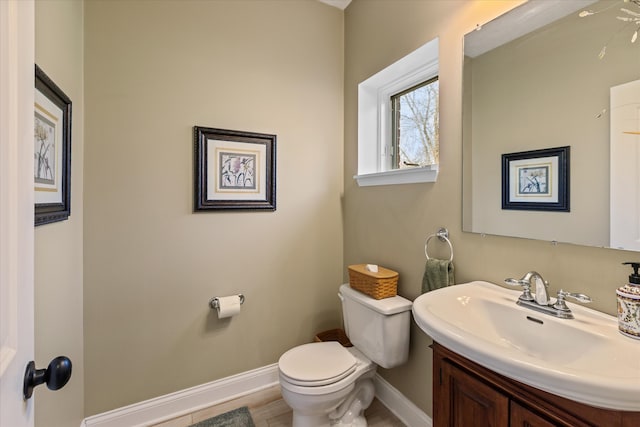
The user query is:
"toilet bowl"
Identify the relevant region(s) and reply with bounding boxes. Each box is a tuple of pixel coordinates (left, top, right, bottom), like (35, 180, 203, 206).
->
(278, 342, 376, 427)
(278, 284, 413, 427)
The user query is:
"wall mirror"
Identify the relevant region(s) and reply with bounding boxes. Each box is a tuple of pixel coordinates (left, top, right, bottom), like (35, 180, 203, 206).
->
(462, 0, 640, 250)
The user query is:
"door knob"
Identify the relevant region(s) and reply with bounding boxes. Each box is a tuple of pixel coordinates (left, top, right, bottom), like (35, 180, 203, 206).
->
(23, 356, 72, 400)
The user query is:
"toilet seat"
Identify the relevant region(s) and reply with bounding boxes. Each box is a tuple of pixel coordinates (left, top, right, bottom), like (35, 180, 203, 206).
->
(278, 342, 357, 387)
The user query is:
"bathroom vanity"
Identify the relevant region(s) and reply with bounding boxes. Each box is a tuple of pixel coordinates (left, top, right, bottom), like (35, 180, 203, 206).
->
(433, 343, 640, 427)
(412, 281, 640, 426)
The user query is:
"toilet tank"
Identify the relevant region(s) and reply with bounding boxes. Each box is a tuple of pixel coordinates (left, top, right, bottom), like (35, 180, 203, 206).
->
(338, 284, 412, 369)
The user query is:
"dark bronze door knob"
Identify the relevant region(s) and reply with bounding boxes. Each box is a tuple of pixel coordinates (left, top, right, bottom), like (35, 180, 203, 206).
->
(23, 356, 72, 400)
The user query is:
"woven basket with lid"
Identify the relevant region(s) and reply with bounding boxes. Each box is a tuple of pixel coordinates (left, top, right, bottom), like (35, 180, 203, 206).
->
(347, 264, 398, 299)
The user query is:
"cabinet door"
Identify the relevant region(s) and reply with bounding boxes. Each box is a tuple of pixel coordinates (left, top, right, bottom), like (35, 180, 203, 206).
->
(435, 359, 509, 427)
(511, 401, 559, 427)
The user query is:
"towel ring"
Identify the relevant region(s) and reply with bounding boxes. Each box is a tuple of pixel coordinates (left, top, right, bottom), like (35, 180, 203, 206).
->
(424, 228, 454, 262)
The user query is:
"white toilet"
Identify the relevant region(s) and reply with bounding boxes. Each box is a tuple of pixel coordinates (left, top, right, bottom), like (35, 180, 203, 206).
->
(278, 284, 412, 427)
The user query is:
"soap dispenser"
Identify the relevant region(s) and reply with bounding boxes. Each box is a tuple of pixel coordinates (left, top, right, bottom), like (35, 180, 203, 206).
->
(617, 262, 640, 339)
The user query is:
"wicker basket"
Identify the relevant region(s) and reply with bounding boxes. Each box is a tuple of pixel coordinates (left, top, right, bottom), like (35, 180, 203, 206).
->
(348, 264, 398, 299)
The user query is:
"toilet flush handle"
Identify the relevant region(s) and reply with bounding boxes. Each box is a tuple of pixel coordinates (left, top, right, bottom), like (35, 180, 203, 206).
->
(338, 293, 344, 302)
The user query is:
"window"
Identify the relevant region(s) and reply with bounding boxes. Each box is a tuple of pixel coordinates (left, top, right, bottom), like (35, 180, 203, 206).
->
(356, 37, 439, 186)
(391, 77, 439, 169)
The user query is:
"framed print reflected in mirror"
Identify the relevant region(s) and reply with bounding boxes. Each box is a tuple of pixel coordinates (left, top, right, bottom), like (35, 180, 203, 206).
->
(502, 146, 569, 212)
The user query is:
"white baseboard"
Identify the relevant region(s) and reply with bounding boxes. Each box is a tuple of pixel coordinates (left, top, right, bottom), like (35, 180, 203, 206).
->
(82, 364, 280, 427)
(81, 365, 432, 427)
(373, 374, 432, 427)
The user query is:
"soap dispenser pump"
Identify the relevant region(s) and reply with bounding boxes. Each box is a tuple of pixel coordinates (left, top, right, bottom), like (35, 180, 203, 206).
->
(617, 262, 640, 339)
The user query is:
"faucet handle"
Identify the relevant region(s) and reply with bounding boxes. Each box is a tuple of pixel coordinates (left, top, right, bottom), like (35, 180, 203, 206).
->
(505, 278, 529, 287)
(553, 289, 592, 311)
(504, 278, 535, 301)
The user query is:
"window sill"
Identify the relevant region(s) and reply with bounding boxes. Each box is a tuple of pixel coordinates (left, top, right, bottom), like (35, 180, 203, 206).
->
(354, 165, 438, 187)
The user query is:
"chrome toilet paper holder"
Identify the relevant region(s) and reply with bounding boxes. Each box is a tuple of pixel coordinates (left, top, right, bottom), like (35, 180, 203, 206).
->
(209, 294, 245, 310)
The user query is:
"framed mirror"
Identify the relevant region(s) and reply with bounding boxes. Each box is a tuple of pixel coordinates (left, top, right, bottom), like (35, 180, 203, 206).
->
(462, 0, 640, 250)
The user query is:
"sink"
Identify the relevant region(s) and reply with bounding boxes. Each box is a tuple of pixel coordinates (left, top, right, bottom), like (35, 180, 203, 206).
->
(412, 281, 640, 411)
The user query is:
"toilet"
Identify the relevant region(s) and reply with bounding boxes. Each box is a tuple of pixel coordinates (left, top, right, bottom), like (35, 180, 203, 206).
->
(278, 284, 412, 427)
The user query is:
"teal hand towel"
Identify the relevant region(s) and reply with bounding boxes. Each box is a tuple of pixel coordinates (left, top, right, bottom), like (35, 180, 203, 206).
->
(422, 259, 455, 293)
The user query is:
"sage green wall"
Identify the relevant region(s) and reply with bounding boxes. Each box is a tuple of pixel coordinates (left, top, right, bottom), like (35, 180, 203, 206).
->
(34, 1, 85, 426)
(344, 0, 635, 416)
(83, 0, 344, 415)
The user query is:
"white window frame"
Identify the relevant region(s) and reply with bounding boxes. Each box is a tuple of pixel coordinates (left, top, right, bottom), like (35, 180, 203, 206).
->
(356, 37, 439, 187)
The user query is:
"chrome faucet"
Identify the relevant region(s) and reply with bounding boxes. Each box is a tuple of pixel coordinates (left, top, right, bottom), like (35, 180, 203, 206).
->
(504, 271, 548, 303)
(524, 271, 550, 305)
(505, 271, 592, 319)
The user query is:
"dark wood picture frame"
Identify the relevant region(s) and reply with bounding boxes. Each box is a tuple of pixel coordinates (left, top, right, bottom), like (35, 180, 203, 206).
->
(502, 146, 570, 212)
(34, 65, 72, 226)
(194, 126, 276, 211)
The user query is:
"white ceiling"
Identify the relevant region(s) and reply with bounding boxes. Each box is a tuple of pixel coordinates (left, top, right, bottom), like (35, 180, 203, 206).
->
(317, 0, 352, 10)
(465, 0, 596, 57)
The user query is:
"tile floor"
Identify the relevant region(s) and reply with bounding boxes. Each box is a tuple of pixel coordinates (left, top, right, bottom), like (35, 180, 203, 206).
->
(151, 384, 406, 427)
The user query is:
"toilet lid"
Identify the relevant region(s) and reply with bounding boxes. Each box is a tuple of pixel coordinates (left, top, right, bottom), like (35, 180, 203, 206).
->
(278, 342, 357, 386)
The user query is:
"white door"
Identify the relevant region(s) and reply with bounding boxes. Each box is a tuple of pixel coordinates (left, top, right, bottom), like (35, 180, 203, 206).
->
(610, 79, 640, 250)
(0, 1, 35, 427)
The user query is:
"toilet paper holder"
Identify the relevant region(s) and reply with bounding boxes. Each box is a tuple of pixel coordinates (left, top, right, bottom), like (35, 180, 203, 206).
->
(209, 294, 245, 310)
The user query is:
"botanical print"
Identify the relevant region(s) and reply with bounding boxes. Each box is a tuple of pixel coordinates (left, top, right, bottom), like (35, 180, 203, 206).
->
(502, 147, 568, 211)
(34, 107, 56, 186)
(218, 151, 257, 190)
(517, 165, 549, 195)
(34, 64, 72, 225)
(195, 126, 276, 210)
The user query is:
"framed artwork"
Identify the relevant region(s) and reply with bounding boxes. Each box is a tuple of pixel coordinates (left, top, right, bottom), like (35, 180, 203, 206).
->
(502, 146, 570, 212)
(194, 127, 276, 211)
(34, 65, 72, 226)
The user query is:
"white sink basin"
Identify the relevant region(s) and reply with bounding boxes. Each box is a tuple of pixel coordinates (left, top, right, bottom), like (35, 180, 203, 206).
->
(412, 281, 640, 411)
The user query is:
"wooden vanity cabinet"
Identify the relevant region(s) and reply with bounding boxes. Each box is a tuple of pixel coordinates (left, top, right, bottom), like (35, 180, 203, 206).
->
(433, 343, 640, 427)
